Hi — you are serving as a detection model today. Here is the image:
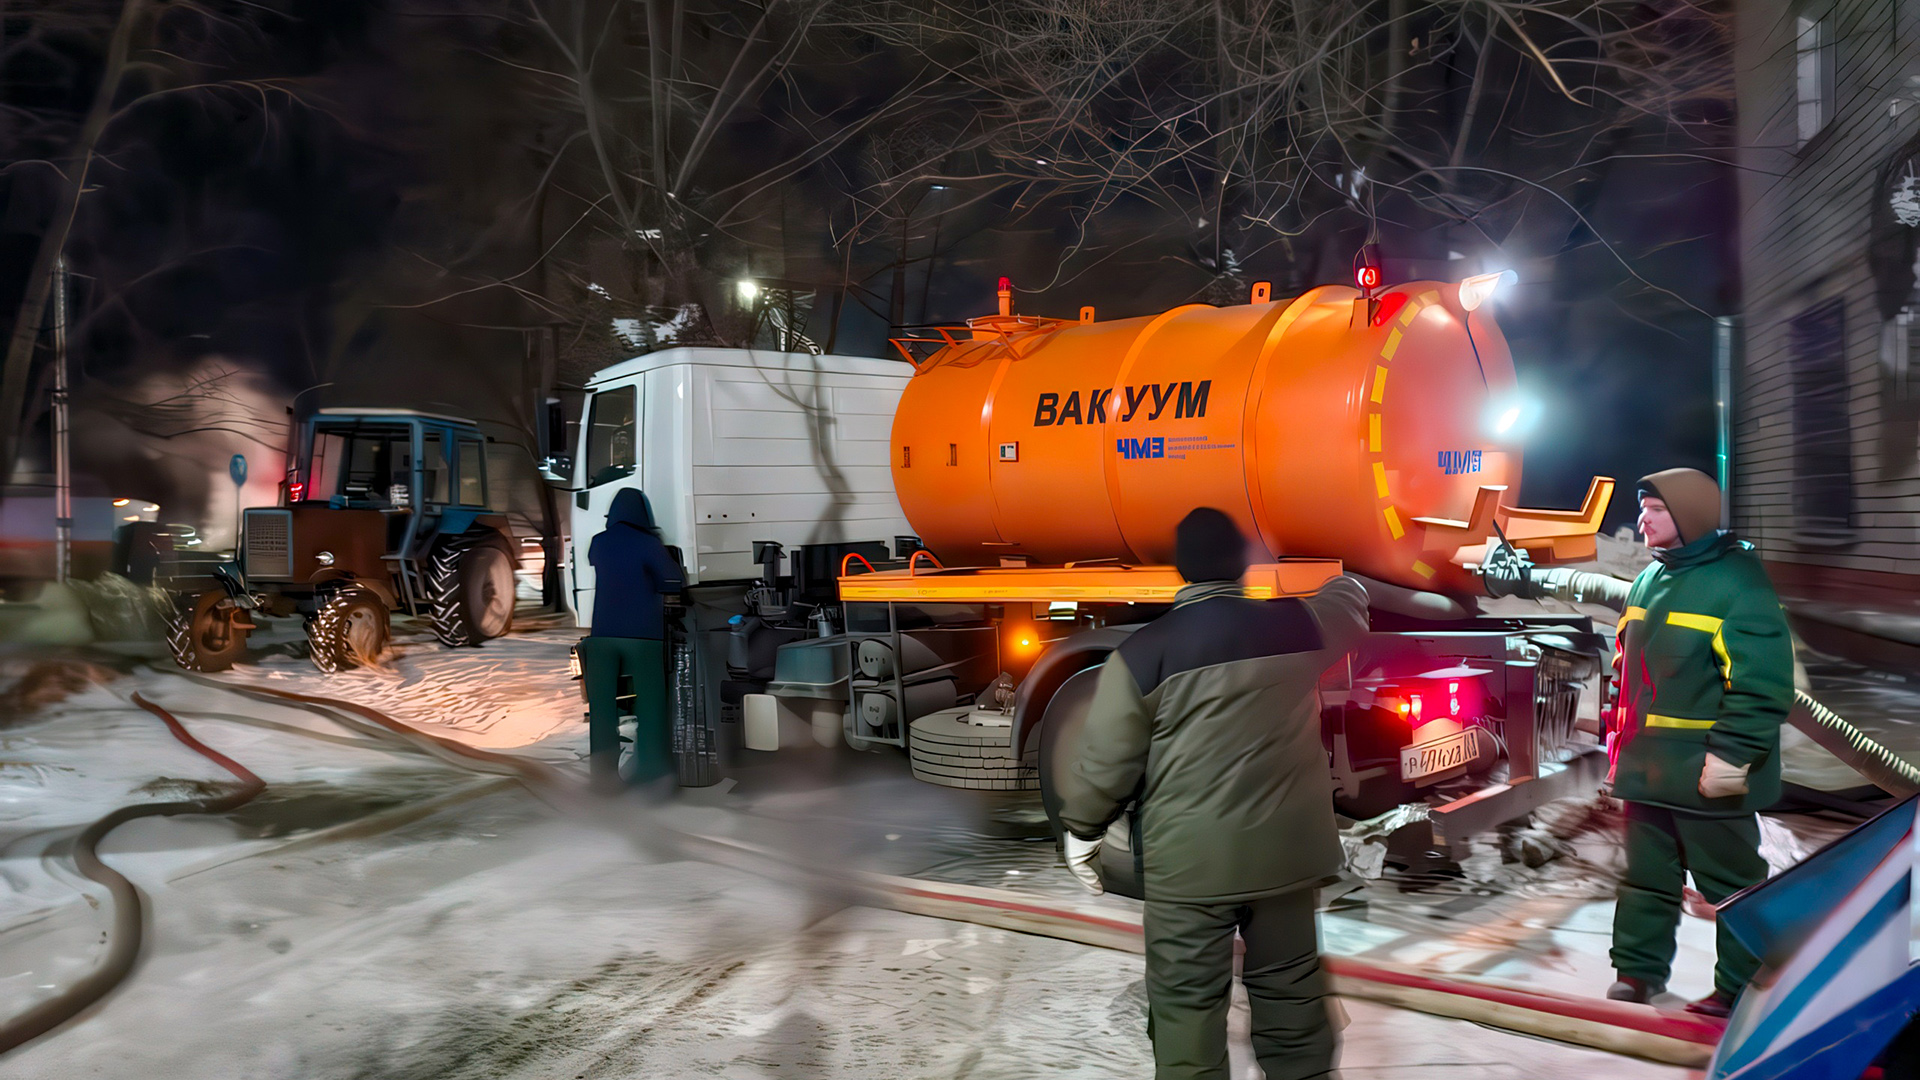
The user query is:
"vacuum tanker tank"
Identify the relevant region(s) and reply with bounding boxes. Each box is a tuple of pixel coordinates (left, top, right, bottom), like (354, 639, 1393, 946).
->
(890, 278, 1605, 595)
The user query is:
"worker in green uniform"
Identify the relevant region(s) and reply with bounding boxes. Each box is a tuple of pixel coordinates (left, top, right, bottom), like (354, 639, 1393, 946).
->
(580, 489, 684, 792)
(1055, 508, 1370, 1080)
(1481, 467, 1792, 1017)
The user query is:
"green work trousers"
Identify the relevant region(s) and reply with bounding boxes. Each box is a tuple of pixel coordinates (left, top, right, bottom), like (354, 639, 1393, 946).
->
(1611, 802, 1767, 997)
(1143, 888, 1333, 1080)
(578, 635, 671, 785)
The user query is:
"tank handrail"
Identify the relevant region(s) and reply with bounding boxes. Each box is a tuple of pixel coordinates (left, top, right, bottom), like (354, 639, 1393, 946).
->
(840, 552, 878, 576)
(908, 550, 945, 574)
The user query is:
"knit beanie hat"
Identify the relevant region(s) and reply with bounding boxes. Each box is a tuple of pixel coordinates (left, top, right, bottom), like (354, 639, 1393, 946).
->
(1636, 468, 1722, 545)
(1174, 508, 1250, 583)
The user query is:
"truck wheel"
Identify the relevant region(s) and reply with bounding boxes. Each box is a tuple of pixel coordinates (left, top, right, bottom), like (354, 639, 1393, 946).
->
(908, 708, 1038, 791)
(307, 586, 391, 673)
(426, 532, 516, 646)
(1034, 665, 1146, 898)
(168, 591, 250, 672)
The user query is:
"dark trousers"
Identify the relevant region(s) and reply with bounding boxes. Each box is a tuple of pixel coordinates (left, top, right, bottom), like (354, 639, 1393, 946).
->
(1611, 801, 1767, 997)
(578, 635, 670, 785)
(1143, 888, 1333, 1080)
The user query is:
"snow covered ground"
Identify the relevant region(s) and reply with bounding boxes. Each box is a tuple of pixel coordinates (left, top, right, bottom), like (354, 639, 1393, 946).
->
(0, 609, 1821, 1077)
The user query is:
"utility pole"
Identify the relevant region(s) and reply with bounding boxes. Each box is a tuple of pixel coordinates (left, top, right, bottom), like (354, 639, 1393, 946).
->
(51, 257, 71, 584)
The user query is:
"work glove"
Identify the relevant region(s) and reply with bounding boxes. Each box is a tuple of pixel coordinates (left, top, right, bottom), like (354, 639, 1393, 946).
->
(1698, 752, 1751, 799)
(1474, 541, 1543, 599)
(1063, 833, 1104, 895)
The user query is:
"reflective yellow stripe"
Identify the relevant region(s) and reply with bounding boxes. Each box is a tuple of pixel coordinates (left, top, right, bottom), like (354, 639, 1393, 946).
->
(1372, 461, 1390, 497)
(1666, 611, 1734, 688)
(1618, 606, 1646, 632)
(1646, 714, 1717, 730)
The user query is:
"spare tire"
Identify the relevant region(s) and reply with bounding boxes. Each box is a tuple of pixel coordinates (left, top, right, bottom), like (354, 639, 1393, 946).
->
(908, 707, 1038, 791)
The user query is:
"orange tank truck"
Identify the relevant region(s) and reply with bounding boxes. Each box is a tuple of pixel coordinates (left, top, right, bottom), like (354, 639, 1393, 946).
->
(889, 277, 1611, 594)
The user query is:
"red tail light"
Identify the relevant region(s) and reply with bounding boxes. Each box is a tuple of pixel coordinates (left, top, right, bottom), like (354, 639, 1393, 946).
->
(288, 481, 306, 503)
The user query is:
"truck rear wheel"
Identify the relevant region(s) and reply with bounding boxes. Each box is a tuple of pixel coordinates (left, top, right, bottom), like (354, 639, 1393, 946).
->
(426, 532, 516, 646)
(308, 586, 390, 673)
(168, 591, 250, 672)
(1034, 665, 1145, 899)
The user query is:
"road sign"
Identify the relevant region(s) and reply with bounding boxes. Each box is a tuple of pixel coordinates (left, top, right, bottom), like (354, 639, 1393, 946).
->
(229, 453, 247, 486)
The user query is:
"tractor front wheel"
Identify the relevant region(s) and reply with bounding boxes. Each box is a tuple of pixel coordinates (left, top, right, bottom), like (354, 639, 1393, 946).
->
(426, 532, 516, 647)
(168, 591, 251, 672)
(307, 586, 391, 673)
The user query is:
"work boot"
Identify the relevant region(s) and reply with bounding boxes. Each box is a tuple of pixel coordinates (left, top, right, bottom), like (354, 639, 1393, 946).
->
(1605, 975, 1664, 1003)
(1685, 989, 1737, 1018)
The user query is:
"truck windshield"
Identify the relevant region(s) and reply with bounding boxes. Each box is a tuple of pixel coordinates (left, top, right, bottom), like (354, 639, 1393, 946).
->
(311, 424, 415, 508)
(585, 386, 636, 487)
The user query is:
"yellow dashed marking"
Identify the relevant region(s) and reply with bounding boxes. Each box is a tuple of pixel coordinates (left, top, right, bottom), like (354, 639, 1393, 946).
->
(1412, 561, 1436, 579)
(1383, 506, 1404, 540)
(1368, 414, 1381, 452)
(1381, 329, 1403, 360)
(1418, 289, 1440, 305)
(1370, 366, 1389, 403)
(1372, 461, 1390, 497)
(1398, 301, 1420, 326)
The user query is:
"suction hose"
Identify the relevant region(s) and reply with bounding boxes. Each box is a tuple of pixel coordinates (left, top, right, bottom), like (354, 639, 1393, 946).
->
(1790, 689, 1920, 799)
(0, 694, 266, 1054)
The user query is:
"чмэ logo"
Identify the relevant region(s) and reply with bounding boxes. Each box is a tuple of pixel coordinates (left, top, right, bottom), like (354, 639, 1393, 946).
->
(1116, 437, 1165, 460)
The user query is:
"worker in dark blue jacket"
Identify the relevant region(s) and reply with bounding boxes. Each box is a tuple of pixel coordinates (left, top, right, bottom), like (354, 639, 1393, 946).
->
(581, 489, 684, 790)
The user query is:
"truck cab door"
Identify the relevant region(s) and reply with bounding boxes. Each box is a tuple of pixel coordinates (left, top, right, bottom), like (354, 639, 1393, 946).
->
(569, 382, 641, 625)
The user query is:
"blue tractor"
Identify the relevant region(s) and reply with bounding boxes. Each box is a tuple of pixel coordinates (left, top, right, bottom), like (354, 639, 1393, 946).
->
(167, 409, 519, 672)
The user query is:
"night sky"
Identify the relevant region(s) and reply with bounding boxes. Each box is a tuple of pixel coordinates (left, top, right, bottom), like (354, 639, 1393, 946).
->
(2, 0, 1734, 532)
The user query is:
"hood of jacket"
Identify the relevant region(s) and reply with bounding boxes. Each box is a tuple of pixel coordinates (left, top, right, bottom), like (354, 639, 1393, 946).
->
(607, 488, 657, 530)
(1638, 467, 1721, 546)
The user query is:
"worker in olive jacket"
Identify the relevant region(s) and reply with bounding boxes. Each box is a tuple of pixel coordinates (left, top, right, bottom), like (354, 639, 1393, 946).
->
(1055, 508, 1369, 1080)
(1481, 467, 1792, 1018)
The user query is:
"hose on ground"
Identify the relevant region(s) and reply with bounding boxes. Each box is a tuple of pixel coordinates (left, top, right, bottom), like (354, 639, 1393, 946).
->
(0, 693, 266, 1055)
(1790, 689, 1920, 799)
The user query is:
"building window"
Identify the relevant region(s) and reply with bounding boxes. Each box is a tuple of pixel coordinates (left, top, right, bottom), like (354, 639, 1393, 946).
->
(1789, 299, 1854, 543)
(1795, 12, 1835, 147)
(1886, 308, 1919, 403)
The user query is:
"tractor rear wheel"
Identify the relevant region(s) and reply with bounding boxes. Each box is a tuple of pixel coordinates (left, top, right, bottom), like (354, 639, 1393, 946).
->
(307, 586, 391, 672)
(168, 591, 251, 672)
(426, 531, 516, 647)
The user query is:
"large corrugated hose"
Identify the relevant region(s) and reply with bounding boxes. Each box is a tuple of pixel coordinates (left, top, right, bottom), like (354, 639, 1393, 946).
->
(0, 694, 266, 1054)
(1790, 689, 1920, 799)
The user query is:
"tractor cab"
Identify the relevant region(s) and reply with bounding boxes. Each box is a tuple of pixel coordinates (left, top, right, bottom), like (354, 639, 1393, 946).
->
(293, 409, 493, 561)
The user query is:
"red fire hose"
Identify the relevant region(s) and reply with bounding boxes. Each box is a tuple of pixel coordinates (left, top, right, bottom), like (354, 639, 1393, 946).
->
(0, 694, 266, 1054)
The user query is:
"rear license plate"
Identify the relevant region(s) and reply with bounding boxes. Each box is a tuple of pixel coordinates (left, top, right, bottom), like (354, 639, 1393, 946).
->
(1401, 730, 1474, 781)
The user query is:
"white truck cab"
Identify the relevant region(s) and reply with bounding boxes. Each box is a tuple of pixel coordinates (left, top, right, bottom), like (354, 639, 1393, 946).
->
(565, 347, 914, 626)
